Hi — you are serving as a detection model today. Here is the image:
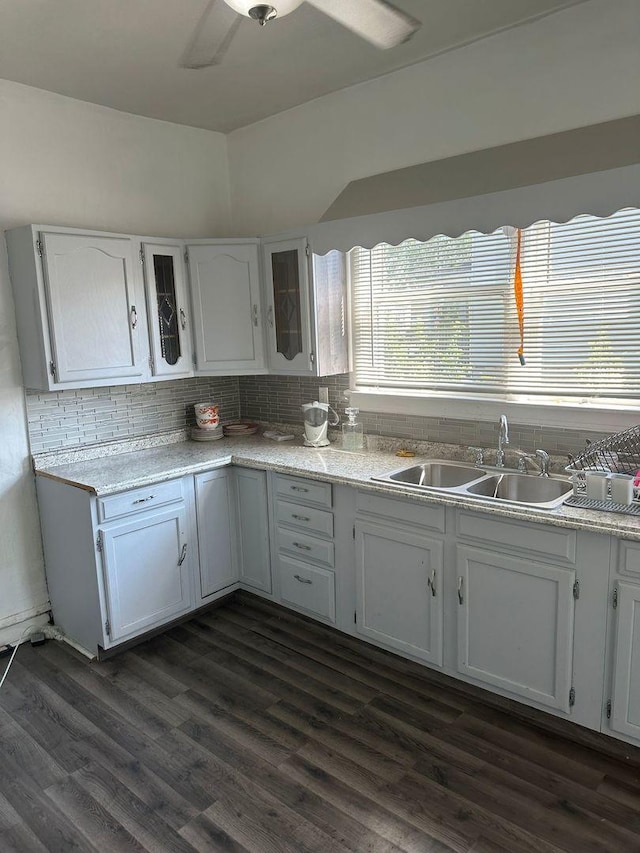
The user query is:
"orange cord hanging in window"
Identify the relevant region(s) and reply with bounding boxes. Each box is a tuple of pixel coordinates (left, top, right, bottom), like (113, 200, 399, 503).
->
(514, 227, 526, 366)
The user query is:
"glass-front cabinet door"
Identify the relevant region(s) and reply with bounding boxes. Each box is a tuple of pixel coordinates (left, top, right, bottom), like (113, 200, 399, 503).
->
(263, 237, 314, 374)
(142, 242, 193, 378)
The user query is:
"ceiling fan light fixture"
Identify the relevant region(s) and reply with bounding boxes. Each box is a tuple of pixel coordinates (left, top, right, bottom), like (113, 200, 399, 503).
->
(248, 5, 277, 25)
(224, 0, 304, 20)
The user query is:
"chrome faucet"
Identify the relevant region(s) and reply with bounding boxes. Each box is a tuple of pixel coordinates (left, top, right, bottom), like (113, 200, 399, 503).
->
(535, 449, 550, 477)
(496, 414, 509, 468)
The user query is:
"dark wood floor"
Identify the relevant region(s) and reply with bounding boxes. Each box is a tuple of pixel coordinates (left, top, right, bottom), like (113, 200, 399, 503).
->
(2, 595, 640, 853)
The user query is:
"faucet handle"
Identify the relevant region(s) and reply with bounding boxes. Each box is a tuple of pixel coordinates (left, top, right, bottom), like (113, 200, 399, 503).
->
(469, 447, 485, 467)
(517, 453, 537, 473)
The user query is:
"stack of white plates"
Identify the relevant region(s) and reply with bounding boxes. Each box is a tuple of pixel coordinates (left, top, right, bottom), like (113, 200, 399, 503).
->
(190, 425, 224, 441)
(223, 421, 259, 437)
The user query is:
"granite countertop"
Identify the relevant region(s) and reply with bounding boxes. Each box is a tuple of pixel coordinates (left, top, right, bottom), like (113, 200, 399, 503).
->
(34, 434, 640, 541)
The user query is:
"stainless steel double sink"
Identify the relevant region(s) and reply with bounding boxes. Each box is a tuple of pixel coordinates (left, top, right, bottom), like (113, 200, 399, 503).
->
(372, 460, 572, 509)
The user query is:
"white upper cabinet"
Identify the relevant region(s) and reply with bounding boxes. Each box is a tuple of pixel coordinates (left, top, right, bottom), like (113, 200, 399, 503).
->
(186, 240, 266, 375)
(6, 226, 148, 390)
(262, 237, 348, 376)
(141, 241, 193, 379)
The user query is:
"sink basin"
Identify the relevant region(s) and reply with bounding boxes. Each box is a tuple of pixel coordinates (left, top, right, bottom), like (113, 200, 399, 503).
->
(376, 461, 484, 489)
(465, 473, 572, 509)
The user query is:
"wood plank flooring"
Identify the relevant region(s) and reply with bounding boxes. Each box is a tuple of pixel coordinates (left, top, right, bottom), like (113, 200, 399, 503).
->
(1, 592, 640, 852)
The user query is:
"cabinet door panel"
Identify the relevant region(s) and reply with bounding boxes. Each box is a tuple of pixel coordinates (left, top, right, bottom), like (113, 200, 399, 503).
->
(41, 232, 144, 384)
(611, 582, 640, 740)
(235, 468, 271, 593)
(456, 545, 575, 711)
(263, 238, 313, 374)
(355, 521, 443, 666)
(142, 242, 192, 378)
(188, 243, 264, 373)
(101, 506, 192, 642)
(195, 469, 239, 598)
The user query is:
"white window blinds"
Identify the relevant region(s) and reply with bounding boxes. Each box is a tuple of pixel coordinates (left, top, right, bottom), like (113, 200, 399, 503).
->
(350, 208, 640, 400)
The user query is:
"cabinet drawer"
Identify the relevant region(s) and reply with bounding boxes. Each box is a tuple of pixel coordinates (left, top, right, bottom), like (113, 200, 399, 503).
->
(276, 527, 335, 568)
(97, 479, 185, 523)
(617, 540, 640, 578)
(456, 511, 576, 566)
(277, 555, 336, 623)
(275, 499, 334, 538)
(356, 490, 445, 533)
(274, 474, 332, 508)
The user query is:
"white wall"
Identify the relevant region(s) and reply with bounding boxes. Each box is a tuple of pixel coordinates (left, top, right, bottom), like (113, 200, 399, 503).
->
(0, 79, 230, 646)
(228, 0, 640, 235)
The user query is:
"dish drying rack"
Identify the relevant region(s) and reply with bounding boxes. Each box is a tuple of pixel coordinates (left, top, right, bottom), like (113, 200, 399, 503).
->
(565, 424, 640, 515)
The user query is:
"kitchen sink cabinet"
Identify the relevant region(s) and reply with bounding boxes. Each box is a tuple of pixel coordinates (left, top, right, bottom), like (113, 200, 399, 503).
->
(186, 240, 266, 375)
(262, 236, 348, 376)
(195, 469, 239, 599)
(608, 580, 640, 742)
(354, 520, 444, 666)
(7, 225, 149, 390)
(455, 545, 575, 712)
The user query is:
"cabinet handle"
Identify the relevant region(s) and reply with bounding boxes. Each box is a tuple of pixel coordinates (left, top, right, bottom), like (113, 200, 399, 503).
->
(291, 514, 310, 522)
(252, 304, 259, 327)
(132, 495, 154, 504)
(180, 308, 187, 330)
(294, 574, 313, 584)
(178, 543, 188, 566)
(293, 542, 312, 551)
(267, 305, 274, 327)
(457, 576, 464, 605)
(290, 486, 309, 493)
(130, 305, 138, 329)
(427, 569, 437, 597)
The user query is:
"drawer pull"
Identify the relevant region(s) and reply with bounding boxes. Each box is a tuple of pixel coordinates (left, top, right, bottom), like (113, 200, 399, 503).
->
(291, 514, 310, 522)
(130, 304, 138, 329)
(457, 576, 464, 605)
(178, 543, 188, 566)
(290, 486, 309, 493)
(132, 495, 155, 504)
(293, 542, 312, 551)
(427, 569, 437, 597)
(180, 308, 187, 330)
(294, 574, 313, 584)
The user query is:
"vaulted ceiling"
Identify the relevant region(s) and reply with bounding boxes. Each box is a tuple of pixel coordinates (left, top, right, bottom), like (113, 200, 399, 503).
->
(0, 0, 588, 132)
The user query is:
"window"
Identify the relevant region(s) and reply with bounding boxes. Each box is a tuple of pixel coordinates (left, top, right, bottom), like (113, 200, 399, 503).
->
(350, 208, 640, 403)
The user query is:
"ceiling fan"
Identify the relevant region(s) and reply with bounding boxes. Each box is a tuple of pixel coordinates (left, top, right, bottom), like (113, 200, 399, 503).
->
(181, 0, 422, 69)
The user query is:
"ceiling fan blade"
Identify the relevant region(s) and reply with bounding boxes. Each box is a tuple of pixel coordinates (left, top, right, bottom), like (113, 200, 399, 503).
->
(181, 0, 241, 69)
(307, 0, 420, 49)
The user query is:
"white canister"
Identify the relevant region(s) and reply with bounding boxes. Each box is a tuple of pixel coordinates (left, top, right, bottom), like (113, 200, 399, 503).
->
(194, 402, 220, 430)
(610, 473, 634, 505)
(586, 471, 609, 501)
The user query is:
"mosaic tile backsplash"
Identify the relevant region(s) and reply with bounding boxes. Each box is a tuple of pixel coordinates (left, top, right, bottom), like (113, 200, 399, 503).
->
(27, 370, 612, 459)
(26, 377, 239, 453)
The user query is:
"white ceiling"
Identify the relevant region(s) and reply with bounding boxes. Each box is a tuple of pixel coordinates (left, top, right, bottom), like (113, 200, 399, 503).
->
(0, 0, 588, 133)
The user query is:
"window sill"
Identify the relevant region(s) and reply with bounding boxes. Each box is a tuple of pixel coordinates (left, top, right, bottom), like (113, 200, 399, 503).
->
(348, 387, 640, 433)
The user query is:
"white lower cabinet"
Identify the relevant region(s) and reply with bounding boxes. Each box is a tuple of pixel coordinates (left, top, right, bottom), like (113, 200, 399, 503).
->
(195, 469, 239, 598)
(354, 521, 444, 666)
(235, 468, 272, 593)
(455, 545, 575, 712)
(278, 555, 336, 623)
(609, 580, 640, 741)
(100, 505, 193, 643)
